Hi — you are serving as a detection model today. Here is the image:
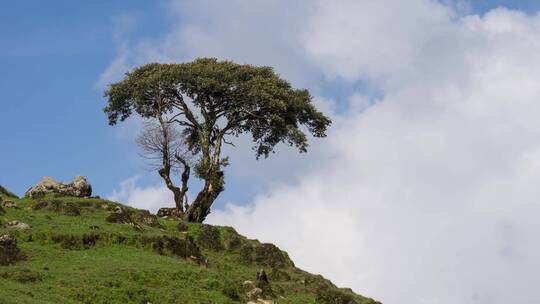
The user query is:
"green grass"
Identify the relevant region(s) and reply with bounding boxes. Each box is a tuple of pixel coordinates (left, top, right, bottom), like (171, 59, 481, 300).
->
(0, 190, 379, 304)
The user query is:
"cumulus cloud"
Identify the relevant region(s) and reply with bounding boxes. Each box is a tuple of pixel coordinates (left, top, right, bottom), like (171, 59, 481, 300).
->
(109, 175, 173, 213)
(105, 1, 540, 303)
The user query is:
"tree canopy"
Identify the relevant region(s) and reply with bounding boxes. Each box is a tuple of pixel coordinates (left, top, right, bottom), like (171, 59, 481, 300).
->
(104, 58, 331, 222)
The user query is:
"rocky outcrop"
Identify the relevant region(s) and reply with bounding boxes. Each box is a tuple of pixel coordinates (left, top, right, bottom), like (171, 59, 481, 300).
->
(25, 176, 92, 198)
(157, 207, 182, 218)
(0, 197, 18, 209)
(105, 206, 162, 228)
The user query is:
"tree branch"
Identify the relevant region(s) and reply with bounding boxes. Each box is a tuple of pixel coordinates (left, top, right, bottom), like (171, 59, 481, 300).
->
(171, 91, 202, 129)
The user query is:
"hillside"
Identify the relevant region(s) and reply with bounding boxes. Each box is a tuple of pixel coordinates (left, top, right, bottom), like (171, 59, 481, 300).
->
(0, 185, 379, 304)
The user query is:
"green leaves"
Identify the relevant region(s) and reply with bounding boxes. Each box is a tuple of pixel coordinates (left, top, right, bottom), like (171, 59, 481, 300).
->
(103, 57, 332, 158)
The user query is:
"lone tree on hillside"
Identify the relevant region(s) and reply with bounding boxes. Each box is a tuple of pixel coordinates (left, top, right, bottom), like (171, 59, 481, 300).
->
(104, 58, 331, 222)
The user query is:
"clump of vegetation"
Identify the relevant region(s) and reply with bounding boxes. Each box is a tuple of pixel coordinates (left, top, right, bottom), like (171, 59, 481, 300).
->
(224, 234, 244, 251)
(105, 208, 132, 224)
(254, 243, 293, 268)
(238, 242, 293, 269)
(221, 283, 241, 301)
(143, 235, 205, 264)
(50, 233, 99, 250)
(0, 185, 18, 199)
(32, 199, 81, 216)
(197, 224, 224, 251)
(63, 202, 82, 216)
(0, 235, 25, 266)
(0, 268, 45, 283)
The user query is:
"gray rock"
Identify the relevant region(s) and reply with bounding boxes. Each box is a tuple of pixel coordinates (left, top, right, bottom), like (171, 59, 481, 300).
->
(1, 200, 17, 208)
(0, 235, 16, 246)
(25, 176, 92, 198)
(6, 221, 31, 230)
(246, 287, 263, 300)
(157, 207, 182, 218)
(243, 280, 257, 291)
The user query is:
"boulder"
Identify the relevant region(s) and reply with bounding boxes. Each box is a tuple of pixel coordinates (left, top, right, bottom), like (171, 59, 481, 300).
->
(6, 220, 31, 230)
(157, 207, 182, 218)
(243, 280, 257, 291)
(25, 176, 92, 198)
(246, 287, 263, 300)
(1, 200, 18, 208)
(131, 210, 161, 228)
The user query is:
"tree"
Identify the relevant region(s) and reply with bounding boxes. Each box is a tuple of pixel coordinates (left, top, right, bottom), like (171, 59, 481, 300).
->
(104, 58, 331, 222)
(136, 117, 192, 214)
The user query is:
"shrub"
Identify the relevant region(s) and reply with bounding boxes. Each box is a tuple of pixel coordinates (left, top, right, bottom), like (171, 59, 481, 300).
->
(254, 243, 292, 268)
(239, 243, 255, 264)
(0, 235, 25, 265)
(32, 201, 49, 210)
(143, 235, 205, 264)
(197, 224, 224, 251)
(105, 210, 132, 224)
(63, 203, 81, 216)
(51, 233, 99, 250)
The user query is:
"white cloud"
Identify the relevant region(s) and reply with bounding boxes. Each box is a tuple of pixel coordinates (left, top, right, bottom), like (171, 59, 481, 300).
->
(109, 175, 174, 213)
(105, 1, 540, 303)
(96, 42, 131, 89)
(95, 14, 139, 89)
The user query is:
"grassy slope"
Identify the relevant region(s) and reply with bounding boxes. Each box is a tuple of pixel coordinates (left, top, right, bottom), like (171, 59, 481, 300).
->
(0, 190, 379, 304)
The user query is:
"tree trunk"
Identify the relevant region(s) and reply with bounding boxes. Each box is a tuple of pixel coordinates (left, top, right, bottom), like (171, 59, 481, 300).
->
(183, 127, 225, 223)
(184, 170, 224, 222)
(158, 168, 185, 215)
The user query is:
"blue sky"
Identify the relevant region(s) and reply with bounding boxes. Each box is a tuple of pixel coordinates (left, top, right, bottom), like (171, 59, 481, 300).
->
(0, 1, 170, 196)
(3, 1, 540, 303)
(1, 0, 538, 198)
